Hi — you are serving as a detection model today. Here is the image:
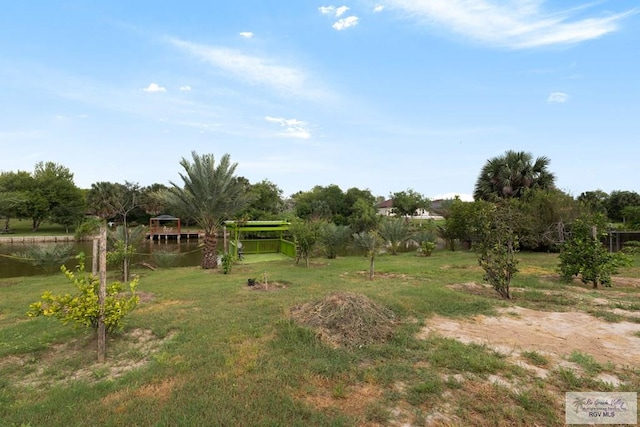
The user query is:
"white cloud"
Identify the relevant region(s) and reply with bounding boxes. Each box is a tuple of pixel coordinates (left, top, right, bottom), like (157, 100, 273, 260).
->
(548, 91, 569, 103)
(143, 83, 166, 93)
(373, 5, 384, 13)
(385, 0, 636, 48)
(239, 31, 254, 38)
(179, 85, 192, 91)
(169, 38, 319, 98)
(319, 6, 335, 15)
(319, 5, 351, 17)
(265, 116, 311, 139)
(333, 16, 359, 30)
(336, 6, 350, 17)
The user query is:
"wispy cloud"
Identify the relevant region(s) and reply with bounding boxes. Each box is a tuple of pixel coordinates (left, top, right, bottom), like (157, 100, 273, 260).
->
(265, 116, 311, 139)
(320, 5, 359, 30)
(169, 38, 325, 99)
(333, 16, 359, 30)
(239, 31, 254, 38)
(373, 5, 384, 13)
(319, 6, 349, 16)
(143, 83, 166, 92)
(548, 91, 569, 103)
(179, 85, 192, 91)
(385, 0, 636, 48)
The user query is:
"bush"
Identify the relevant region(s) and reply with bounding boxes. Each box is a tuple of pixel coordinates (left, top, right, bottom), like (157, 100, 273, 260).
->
(622, 240, 640, 255)
(558, 214, 631, 287)
(27, 254, 139, 334)
(220, 253, 235, 274)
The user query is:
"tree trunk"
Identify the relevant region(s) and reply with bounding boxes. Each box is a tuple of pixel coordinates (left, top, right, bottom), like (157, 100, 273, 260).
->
(3, 217, 10, 232)
(369, 255, 375, 280)
(202, 232, 218, 269)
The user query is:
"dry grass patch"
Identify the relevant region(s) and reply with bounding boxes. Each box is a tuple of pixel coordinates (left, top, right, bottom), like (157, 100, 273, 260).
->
(298, 374, 384, 420)
(5, 328, 175, 389)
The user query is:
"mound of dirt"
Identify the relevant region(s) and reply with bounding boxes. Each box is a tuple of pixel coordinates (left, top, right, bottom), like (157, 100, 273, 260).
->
(290, 292, 398, 348)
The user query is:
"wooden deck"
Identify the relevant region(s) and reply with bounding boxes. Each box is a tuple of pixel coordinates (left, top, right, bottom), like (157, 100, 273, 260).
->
(147, 231, 204, 241)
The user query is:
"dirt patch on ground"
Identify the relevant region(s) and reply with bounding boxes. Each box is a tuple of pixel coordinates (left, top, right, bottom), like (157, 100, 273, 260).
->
(4, 328, 176, 389)
(419, 306, 640, 370)
(246, 280, 289, 292)
(298, 374, 383, 421)
(290, 292, 398, 348)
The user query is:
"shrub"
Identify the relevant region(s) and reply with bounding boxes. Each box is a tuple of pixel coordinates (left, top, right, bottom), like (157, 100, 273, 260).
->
(558, 214, 631, 287)
(27, 254, 139, 334)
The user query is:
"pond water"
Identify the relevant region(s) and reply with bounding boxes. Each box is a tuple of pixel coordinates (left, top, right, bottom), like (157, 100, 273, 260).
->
(0, 240, 204, 279)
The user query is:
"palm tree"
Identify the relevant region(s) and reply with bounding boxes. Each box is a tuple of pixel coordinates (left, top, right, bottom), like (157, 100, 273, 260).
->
(352, 230, 383, 280)
(166, 151, 250, 269)
(473, 150, 555, 201)
(378, 218, 412, 255)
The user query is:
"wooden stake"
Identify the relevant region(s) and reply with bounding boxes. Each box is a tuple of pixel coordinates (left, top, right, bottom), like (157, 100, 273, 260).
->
(97, 223, 107, 363)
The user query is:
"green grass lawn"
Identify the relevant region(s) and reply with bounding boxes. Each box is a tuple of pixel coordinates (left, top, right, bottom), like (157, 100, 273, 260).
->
(1, 219, 70, 236)
(1, 250, 639, 426)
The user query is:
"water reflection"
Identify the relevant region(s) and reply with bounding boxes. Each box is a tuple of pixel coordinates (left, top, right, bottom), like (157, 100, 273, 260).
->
(0, 240, 204, 279)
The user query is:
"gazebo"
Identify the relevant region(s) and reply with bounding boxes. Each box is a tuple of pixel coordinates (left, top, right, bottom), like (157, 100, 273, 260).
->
(149, 214, 181, 241)
(223, 220, 294, 258)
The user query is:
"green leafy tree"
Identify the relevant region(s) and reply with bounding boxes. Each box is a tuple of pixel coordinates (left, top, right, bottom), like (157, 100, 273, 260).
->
(107, 225, 147, 280)
(378, 218, 412, 255)
(319, 223, 351, 259)
(87, 181, 143, 281)
(621, 206, 640, 229)
(606, 190, 640, 223)
(289, 218, 324, 267)
(25, 162, 84, 232)
(558, 214, 631, 287)
(352, 230, 384, 280)
(474, 150, 555, 201)
(390, 189, 429, 219)
(577, 190, 609, 215)
(292, 185, 347, 224)
(473, 205, 519, 299)
(444, 199, 494, 249)
(0, 190, 27, 232)
(508, 188, 580, 251)
(140, 183, 170, 217)
(347, 197, 380, 233)
(242, 179, 285, 220)
(28, 254, 139, 334)
(165, 152, 251, 269)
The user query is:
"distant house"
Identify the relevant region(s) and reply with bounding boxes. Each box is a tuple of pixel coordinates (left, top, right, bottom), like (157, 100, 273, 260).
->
(375, 199, 444, 220)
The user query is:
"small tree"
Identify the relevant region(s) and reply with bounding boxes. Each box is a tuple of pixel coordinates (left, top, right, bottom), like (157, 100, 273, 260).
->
(558, 214, 631, 288)
(107, 225, 147, 281)
(320, 223, 351, 259)
(352, 230, 384, 280)
(290, 218, 323, 267)
(28, 254, 139, 336)
(473, 205, 519, 299)
(412, 228, 437, 256)
(378, 218, 411, 255)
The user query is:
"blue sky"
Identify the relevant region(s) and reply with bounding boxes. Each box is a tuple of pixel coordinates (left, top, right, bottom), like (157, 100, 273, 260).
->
(1, 1, 638, 201)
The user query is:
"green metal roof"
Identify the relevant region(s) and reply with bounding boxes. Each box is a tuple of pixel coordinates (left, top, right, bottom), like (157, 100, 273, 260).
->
(224, 220, 290, 231)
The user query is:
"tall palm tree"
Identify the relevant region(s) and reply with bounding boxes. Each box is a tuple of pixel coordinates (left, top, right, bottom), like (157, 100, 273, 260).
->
(474, 150, 555, 201)
(166, 152, 250, 269)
